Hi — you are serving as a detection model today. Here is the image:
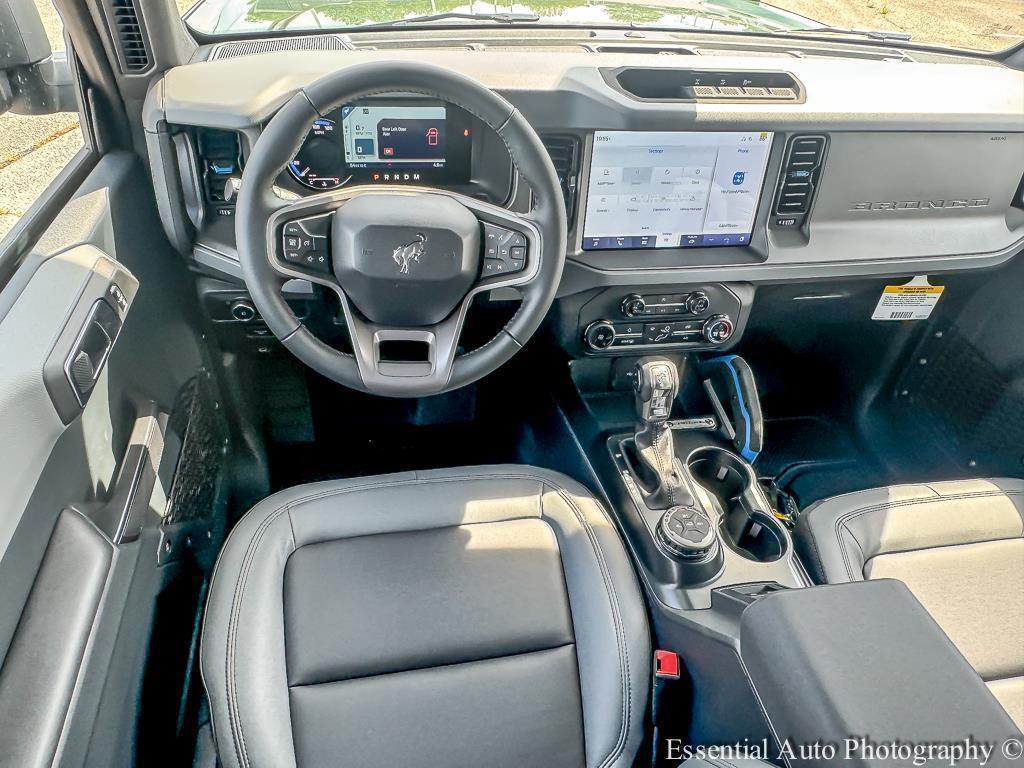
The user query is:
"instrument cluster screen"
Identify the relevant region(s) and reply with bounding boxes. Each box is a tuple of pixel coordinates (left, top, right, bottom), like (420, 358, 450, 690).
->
(341, 104, 448, 169)
(582, 131, 773, 250)
(286, 101, 472, 190)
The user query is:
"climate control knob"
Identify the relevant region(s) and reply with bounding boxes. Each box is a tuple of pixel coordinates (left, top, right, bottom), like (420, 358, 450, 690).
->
(584, 320, 617, 350)
(621, 294, 646, 317)
(702, 314, 734, 345)
(685, 291, 711, 315)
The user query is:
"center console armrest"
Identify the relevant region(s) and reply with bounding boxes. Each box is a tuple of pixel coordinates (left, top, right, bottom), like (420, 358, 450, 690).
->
(740, 580, 1021, 766)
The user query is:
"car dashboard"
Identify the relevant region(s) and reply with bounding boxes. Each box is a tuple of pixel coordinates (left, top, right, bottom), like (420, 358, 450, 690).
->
(143, 42, 1024, 356)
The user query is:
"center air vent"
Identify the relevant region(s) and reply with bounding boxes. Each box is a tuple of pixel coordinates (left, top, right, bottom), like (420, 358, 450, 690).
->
(110, 0, 150, 73)
(773, 135, 827, 228)
(541, 135, 581, 227)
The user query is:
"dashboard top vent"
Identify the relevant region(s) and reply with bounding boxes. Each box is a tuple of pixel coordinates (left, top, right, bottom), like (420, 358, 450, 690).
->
(773, 135, 827, 226)
(589, 44, 696, 55)
(211, 35, 352, 60)
(111, 0, 150, 73)
(541, 135, 581, 227)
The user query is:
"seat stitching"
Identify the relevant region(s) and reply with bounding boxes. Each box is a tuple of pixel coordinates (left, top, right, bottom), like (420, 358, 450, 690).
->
(796, 521, 827, 583)
(541, 481, 632, 768)
(218, 468, 628, 767)
(218, 469, 545, 764)
(288, 642, 577, 688)
(225, 502, 296, 768)
(270, 472, 551, 516)
(828, 490, 1024, 582)
(862, 534, 1024, 571)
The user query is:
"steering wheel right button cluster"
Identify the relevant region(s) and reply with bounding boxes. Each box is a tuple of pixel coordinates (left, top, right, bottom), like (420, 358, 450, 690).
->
(482, 223, 528, 276)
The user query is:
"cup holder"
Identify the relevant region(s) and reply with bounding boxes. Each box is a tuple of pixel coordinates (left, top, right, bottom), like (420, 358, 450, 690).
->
(686, 446, 786, 563)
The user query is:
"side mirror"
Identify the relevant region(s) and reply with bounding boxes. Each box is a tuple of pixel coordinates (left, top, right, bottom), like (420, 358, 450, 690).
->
(0, 0, 77, 114)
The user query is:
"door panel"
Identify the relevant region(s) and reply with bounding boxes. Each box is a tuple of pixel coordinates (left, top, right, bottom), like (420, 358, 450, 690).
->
(0, 151, 216, 767)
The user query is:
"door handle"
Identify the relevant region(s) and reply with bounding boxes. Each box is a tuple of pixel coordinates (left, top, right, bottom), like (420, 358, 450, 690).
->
(64, 298, 122, 406)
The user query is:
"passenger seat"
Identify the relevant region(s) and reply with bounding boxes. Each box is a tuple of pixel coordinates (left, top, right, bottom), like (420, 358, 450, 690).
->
(794, 478, 1024, 730)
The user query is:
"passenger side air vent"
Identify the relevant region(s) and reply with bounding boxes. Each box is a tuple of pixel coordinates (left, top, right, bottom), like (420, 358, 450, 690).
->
(210, 35, 352, 60)
(110, 0, 151, 73)
(541, 135, 581, 227)
(772, 135, 827, 228)
(195, 128, 243, 213)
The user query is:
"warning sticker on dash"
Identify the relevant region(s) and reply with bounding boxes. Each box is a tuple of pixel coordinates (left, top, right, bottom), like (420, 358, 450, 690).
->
(871, 276, 944, 321)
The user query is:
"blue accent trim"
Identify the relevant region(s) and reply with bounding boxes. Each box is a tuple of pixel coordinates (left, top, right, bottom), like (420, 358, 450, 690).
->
(707, 355, 759, 463)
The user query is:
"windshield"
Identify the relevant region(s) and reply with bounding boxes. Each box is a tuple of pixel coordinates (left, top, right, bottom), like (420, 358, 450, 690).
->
(179, 0, 1024, 52)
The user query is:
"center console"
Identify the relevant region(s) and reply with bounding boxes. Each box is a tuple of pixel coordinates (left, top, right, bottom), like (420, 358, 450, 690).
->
(592, 355, 806, 611)
(565, 353, 1022, 757)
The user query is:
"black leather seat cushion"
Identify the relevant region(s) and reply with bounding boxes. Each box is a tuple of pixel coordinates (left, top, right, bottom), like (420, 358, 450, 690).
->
(201, 465, 650, 768)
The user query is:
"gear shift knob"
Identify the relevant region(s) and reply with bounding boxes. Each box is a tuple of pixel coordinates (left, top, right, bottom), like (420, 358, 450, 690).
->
(634, 359, 680, 425)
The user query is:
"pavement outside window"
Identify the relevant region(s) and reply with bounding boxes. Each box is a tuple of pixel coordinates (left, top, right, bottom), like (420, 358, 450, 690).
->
(772, 0, 1024, 51)
(0, 0, 82, 240)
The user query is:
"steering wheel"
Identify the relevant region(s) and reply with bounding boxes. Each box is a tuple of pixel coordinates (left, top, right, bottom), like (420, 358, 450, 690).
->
(235, 62, 567, 397)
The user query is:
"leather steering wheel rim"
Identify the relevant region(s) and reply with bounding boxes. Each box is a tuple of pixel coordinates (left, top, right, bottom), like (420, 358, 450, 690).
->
(235, 61, 567, 397)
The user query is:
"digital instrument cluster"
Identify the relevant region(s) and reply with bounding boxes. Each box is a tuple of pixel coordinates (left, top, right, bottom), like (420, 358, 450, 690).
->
(286, 100, 473, 190)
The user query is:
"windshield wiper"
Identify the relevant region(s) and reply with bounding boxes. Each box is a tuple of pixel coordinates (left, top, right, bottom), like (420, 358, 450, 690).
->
(786, 26, 912, 42)
(357, 11, 541, 30)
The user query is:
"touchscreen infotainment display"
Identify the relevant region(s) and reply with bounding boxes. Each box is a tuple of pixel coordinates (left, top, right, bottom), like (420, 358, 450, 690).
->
(582, 131, 773, 250)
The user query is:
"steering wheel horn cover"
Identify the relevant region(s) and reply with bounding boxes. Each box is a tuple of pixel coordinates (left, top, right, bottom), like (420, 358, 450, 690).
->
(235, 61, 566, 397)
(332, 193, 481, 326)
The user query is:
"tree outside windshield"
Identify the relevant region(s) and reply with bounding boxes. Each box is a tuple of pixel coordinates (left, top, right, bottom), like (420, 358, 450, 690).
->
(178, 0, 1024, 52)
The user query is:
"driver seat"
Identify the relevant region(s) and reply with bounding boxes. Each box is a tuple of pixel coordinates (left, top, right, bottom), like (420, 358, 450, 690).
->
(200, 465, 650, 768)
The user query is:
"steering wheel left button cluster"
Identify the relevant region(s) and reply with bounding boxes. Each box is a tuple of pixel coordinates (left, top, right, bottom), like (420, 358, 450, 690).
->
(281, 214, 332, 274)
(482, 223, 528, 276)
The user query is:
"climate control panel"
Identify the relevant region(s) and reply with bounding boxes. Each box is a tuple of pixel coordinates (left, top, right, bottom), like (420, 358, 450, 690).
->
(620, 291, 711, 318)
(576, 285, 747, 354)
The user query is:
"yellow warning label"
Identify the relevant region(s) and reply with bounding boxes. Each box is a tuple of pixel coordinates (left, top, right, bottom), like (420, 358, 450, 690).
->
(872, 277, 944, 321)
(882, 285, 944, 295)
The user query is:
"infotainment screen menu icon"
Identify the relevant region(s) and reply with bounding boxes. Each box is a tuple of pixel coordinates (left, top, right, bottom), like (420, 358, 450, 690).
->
(582, 131, 773, 250)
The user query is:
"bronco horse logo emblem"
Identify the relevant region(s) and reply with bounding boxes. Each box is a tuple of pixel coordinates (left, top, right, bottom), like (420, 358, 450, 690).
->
(392, 233, 427, 275)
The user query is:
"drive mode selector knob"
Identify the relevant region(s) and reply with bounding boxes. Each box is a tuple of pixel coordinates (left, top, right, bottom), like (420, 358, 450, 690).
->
(621, 294, 646, 317)
(657, 506, 718, 560)
(702, 314, 734, 345)
(584, 320, 616, 350)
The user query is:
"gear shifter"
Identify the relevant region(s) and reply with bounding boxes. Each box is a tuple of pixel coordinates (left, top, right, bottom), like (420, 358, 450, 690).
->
(631, 359, 693, 510)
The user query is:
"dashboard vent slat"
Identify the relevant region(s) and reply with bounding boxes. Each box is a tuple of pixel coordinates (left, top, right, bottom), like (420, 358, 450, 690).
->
(541, 135, 581, 227)
(773, 135, 827, 221)
(110, 0, 150, 72)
